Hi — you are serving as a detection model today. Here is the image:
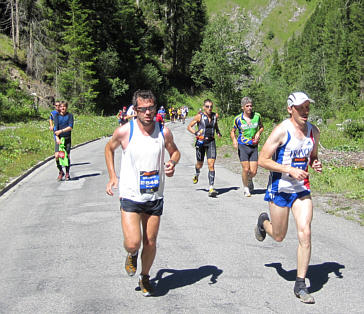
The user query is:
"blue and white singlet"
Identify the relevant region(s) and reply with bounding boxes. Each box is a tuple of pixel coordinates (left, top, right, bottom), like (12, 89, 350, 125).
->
(266, 119, 315, 194)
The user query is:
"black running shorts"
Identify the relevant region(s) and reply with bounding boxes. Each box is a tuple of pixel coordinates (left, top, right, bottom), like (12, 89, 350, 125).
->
(196, 140, 216, 162)
(120, 198, 164, 216)
(238, 143, 258, 162)
(55, 136, 71, 154)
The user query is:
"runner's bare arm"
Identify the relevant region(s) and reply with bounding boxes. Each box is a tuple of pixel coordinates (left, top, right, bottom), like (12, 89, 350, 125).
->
(163, 127, 180, 177)
(309, 125, 322, 173)
(187, 114, 201, 135)
(105, 125, 130, 195)
(258, 123, 309, 180)
(230, 127, 238, 149)
(54, 126, 72, 136)
(254, 121, 264, 142)
(215, 120, 222, 137)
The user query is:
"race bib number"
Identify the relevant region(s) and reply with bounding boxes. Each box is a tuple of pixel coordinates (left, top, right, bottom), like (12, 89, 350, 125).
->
(58, 151, 65, 159)
(140, 170, 160, 194)
(291, 157, 308, 170)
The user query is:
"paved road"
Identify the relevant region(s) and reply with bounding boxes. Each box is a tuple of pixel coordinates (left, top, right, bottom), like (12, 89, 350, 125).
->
(0, 120, 363, 314)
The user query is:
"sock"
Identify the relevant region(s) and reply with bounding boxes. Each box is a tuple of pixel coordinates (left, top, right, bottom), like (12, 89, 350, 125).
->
(66, 156, 71, 173)
(195, 167, 200, 177)
(294, 277, 306, 293)
(208, 170, 215, 186)
(56, 160, 62, 172)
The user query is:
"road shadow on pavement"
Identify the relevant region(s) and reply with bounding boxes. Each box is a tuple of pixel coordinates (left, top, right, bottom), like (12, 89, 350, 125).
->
(148, 265, 223, 297)
(197, 187, 239, 196)
(70, 162, 91, 167)
(265, 262, 345, 293)
(251, 188, 266, 195)
(71, 173, 100, 180)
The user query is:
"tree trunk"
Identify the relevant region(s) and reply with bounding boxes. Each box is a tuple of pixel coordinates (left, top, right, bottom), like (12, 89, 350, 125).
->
(27, 24, 34, 75)
(10, 0, 18, 59)
(15, 0, 20, 50)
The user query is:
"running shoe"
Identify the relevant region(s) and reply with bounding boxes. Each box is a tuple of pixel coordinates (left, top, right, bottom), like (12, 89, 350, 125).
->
(294, 286, 315, 304)
(65, 173, 70, 181)
(192, 175, 198, 184)
(125, 252, 138, 276)
(57, 171, 64, 181)
(139, 274, 154, 297)
(244, 186, 251, 197)
(254, 212, 269, 241)
(248, 178, 254, 193)
(208, 187, 217, 197)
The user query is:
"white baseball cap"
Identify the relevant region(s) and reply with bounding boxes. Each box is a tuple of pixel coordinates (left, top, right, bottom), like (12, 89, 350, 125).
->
(287, 92, 315, 107)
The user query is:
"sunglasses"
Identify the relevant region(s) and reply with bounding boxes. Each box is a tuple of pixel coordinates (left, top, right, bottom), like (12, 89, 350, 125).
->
(204, 105, 213, 109)
(137, 106, 156, 113)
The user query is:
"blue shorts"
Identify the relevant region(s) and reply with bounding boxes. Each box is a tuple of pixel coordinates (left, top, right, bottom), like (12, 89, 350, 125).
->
(264, 190, 310, 208)
(120, 198, 164, 216)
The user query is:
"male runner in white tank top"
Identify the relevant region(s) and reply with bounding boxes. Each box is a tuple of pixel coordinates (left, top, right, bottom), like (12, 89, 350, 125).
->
(254, 92, 322, 304)
(105, 90, 180, 296)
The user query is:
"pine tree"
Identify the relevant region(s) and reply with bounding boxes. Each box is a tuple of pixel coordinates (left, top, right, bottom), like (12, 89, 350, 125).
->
(60, 0, 98, 111)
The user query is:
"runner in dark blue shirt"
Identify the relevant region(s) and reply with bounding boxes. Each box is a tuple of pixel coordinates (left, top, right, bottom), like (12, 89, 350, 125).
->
(54, 101, 74, 181)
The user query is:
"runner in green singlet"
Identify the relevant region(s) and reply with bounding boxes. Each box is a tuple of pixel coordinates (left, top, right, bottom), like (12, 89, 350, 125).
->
(230, 97, 264, 197)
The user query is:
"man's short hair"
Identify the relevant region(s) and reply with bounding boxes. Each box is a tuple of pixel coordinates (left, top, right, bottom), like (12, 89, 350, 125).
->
(203, 99, 213, 106)
(60, 100, 68, 108)
(132, 90, 156, 108)
(241, 97, 252, 106)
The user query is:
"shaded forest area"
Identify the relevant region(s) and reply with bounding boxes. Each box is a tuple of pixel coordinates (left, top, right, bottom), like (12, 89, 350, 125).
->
(0, 0, 363, 128)
(0, 0, 207, 115)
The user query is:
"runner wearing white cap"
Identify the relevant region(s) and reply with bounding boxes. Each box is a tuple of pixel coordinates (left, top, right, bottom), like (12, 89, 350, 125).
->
(254, 91, 322, 304)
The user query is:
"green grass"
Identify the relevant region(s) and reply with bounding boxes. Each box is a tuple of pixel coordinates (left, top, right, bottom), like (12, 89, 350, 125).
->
(0, 112, 117, 190)
(205, 0, 318, 73)
(0, 34, 13, 58)
(310, 166, 364, 201)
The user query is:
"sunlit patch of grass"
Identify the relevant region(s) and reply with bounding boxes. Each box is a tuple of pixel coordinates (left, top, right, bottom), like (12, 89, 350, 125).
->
(310, 166, 364, 201)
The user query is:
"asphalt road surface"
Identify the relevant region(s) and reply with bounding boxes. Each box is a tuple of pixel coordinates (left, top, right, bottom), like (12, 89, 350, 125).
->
(0, 120, 363, 314)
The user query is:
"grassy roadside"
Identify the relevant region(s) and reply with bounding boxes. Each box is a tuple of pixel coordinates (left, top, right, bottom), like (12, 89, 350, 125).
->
(0, 113, 117, 190)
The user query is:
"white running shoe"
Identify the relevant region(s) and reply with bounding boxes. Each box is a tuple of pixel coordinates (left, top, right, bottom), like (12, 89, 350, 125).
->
(244, 186, 251, 197)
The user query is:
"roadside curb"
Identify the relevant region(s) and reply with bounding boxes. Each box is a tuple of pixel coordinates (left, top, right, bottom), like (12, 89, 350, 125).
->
(0, 136, 110, 197)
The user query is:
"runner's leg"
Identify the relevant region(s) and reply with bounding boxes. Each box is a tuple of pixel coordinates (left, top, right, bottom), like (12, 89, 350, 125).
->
(264, 202, 290, 242)
(140, 213, 161, 275)
(291, 195, 313, 278)
(249, 161, 258, 178)
(241, 161, 250, 187)
(121, 211, 142, 254)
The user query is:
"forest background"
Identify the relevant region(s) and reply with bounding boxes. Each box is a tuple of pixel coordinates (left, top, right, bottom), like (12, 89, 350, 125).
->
(0, 0, 363, 222)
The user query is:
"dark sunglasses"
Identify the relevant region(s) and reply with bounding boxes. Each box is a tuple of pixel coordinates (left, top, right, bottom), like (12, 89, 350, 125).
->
(137, 106, 156, 113)
(204, 105, 213, 109)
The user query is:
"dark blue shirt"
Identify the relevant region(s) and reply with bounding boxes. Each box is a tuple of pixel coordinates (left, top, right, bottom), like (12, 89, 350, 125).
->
(50, 110, 58, 121)
(54, 112, 74, 138)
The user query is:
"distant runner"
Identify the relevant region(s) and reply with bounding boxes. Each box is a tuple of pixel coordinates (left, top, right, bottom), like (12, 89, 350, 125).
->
(54, 101, 74, 181)
(254, 92, 322, 304)
(187, 99, 222, 197)
(230, 97, 264, 196)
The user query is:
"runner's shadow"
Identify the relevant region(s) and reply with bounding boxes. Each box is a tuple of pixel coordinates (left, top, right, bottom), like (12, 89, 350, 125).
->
(251, 188, 266, 195)
(216, 186, 239, 195)
(70, 162, 91, 167)
(265, 262, 345, 293)
(71, 173, 100, 180)
(147, 265, 223, 297)
(196, 187, 239, 196)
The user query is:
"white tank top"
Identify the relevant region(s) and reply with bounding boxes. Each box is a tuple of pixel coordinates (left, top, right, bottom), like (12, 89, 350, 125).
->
(119, 119, 165, 202)
(266, 119, 314, 194)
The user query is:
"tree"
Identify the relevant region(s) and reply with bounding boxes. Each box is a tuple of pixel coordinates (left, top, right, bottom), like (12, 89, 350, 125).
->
(59, 0, 98, 111)
(190, 8, 254, 114)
